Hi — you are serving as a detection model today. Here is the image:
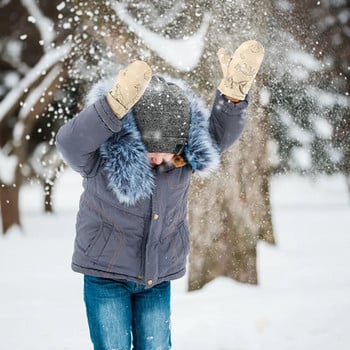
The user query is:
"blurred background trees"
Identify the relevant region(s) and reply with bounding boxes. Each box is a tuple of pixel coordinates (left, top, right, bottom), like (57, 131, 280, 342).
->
(0, 0, 74, 231)
(268, 0, 349, 179)
(0, 0, 348, 290)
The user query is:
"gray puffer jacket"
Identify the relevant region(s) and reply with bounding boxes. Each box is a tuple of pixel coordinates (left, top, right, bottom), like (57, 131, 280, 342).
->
(56, 78, 248, 288)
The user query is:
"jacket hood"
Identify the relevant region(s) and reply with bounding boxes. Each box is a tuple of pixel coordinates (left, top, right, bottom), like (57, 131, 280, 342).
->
(85, 76, 220, 206)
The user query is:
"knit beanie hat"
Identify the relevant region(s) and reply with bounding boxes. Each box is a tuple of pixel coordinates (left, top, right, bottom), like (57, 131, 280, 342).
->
(132, 75, 191, 154)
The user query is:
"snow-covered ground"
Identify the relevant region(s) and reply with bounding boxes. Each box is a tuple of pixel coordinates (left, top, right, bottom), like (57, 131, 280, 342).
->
(0, 171, 349, 350)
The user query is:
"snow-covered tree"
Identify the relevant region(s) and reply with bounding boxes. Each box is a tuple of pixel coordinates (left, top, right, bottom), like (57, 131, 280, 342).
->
(267, 0, 350, 179)
(0, 0, 73, 232)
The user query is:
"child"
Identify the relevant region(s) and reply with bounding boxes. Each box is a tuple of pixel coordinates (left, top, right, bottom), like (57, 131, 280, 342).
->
(56, 40, 264, 350)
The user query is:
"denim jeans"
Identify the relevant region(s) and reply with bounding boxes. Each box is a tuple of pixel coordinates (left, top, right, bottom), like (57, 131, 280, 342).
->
(84, 275, 172, 350)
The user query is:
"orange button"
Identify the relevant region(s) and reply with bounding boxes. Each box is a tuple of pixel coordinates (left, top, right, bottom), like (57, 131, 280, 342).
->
(153, 214, 159, 220)
(147, 279, 153, 286)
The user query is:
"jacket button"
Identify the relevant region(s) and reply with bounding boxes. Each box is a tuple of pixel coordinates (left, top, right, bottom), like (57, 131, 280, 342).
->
(147, 279, 153, 286)
(153, 214, 159, 220)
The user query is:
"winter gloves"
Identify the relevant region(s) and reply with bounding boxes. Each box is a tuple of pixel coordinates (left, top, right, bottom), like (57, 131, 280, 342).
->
(217, 40, 265, 101)
(106, 60, 152, 119)
(106, 40, 264, 120)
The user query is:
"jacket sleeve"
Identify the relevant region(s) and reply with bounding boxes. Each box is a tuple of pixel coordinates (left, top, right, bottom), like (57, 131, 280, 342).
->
(209, 90, 249, 153)
(55, 97, 122, 177)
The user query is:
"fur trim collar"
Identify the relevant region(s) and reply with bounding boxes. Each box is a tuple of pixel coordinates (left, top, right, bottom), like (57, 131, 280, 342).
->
(86, 76, 220, 206)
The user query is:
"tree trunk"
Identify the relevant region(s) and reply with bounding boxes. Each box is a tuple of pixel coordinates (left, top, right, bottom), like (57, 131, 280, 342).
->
(187, 1, 275, 290)
(43, 181, 54, 213)
(188, 91, 273, 290)
(0, 185, 21, 233)
(0, 168, 23, 234)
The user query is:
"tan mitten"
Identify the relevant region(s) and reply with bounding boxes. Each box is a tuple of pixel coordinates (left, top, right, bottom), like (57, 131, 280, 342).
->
(217, 40, 264, 100)
(107, 60, 152, 119)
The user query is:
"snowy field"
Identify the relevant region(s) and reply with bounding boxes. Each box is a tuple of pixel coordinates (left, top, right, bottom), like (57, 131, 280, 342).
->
(0, 170, 349, 350)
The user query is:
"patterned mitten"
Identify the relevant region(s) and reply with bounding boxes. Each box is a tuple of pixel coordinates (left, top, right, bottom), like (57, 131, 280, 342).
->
(107, 60, 152, 119)
(217, 40, 264, 100)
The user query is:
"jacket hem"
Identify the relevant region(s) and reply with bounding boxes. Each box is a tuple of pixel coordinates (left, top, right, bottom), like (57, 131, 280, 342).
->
(71, 262, 186, 286)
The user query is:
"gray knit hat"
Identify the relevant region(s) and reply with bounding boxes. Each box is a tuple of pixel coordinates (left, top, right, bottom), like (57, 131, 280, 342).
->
(132, 76, 191, 154)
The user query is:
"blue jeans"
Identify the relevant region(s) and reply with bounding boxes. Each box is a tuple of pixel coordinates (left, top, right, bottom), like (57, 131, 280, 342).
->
(84, 275, 172, 350)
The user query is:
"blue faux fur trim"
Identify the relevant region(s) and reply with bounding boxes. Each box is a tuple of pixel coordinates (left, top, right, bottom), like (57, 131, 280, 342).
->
(184, 92, 221, 176)
(86, 76, 220, 205)
(99, 113, 155, 206)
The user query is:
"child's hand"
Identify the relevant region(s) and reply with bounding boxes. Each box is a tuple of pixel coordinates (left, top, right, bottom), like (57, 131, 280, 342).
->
(217, 40, 264, 101)
(107, 60, 152, 119)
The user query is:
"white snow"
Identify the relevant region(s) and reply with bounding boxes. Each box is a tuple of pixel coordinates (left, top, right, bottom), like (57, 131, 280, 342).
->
(338, 9, 350, 24)
(313, 117, 333, 139)
(0, 153, 18, 184)
(275, 0, 294, 12)
(259, 87, 271, 105)
(289, 123, 313, 144)
(14, 64, 62, 144)
(28, 142, 63, 179)
(112, 2, 210, 71)
(306, 86, 350, 107)
(288, 50, 322, 71)
(21, 0, 55, 49)
(146, 1, 186, 30)
(267, 139, 280, 167)
(0, 43, 71, 123)
(56, 1, 65, 11)
(0, 171, 349, 349)
(3, 71, 20, 88)
(5, 40, 23, 66)
(27, 15, 36, 23)
(291, 147, 312, 170)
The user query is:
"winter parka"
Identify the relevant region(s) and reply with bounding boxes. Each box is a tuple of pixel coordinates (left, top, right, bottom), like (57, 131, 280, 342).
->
(55, 78, 249, 288)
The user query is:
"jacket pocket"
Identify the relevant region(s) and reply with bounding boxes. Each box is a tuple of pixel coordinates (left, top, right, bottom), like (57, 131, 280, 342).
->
(158, 223, 190, 278)
(87, 224, 126, 270)
(85, 222, 114, 259)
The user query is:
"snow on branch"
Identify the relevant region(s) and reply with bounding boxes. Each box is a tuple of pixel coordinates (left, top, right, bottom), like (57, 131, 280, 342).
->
(151, 2, 186, 29)
(0, 152, 17, 185)
(13, 64, 63, 145)
(0, 43, 71, 123)
(130, 1, 186, 30)
(288, 50, 322, 71)
(306, 86, 350, 107)
(112, 2, 210, 71)
(18, 64, 62, 120)
(20, 0, 55, 50)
